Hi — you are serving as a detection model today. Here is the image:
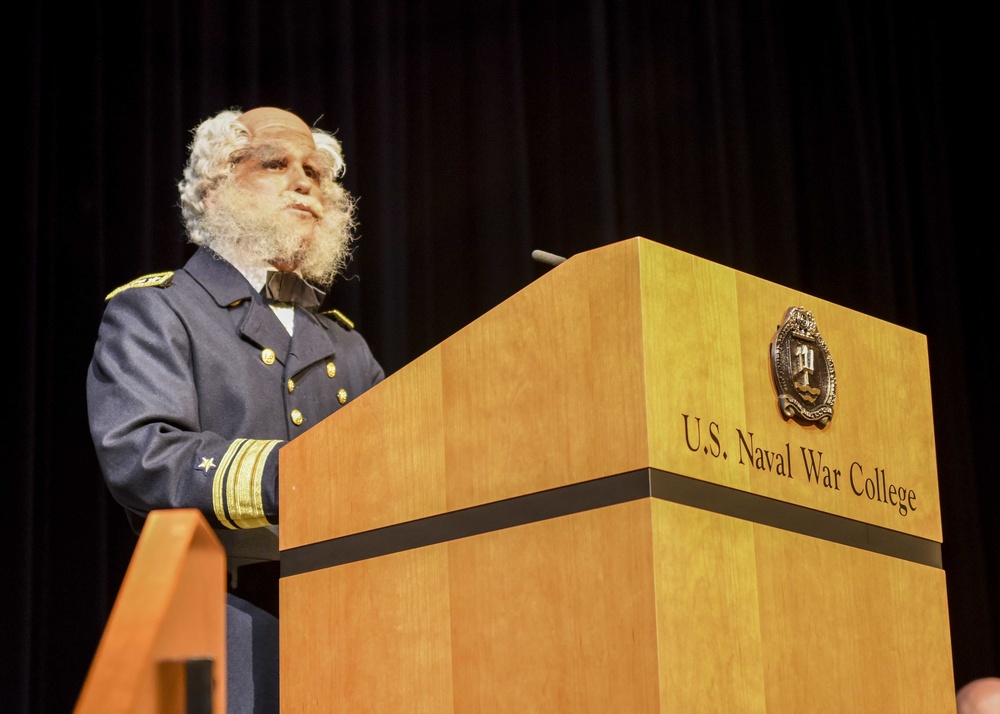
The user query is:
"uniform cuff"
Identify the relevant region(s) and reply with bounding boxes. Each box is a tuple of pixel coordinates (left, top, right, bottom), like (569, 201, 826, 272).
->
(212, 438, 282, 529)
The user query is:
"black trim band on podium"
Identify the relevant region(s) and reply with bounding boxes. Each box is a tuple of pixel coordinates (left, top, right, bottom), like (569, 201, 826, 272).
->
(281, 468, 942, 578)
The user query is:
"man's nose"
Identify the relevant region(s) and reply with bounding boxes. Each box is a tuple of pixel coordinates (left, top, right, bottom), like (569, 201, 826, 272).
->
(290, 165, 314, 194)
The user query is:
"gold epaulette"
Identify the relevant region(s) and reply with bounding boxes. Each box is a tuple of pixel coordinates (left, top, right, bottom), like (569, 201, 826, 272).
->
(322, 308, 355, 330)
(105, 271, 174, 301)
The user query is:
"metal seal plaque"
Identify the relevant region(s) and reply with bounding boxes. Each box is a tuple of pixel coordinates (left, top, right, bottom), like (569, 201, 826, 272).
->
(770, 307, 837, 425)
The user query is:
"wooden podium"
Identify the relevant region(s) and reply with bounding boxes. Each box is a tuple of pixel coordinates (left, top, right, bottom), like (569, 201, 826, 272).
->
(279, 238, 955, 712)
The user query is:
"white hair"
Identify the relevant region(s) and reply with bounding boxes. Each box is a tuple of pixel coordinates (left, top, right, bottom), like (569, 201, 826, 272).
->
(178, 108, 349, 246)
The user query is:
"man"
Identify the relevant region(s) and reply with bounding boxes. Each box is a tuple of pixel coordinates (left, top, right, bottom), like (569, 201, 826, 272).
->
(87, 107, 383, 713)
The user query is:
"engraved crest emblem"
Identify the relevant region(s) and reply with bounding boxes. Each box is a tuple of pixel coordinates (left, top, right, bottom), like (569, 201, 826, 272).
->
(770, 307, 836, 425)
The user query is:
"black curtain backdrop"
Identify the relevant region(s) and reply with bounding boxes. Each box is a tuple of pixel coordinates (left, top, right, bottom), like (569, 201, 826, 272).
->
(10, 1, 996, 710)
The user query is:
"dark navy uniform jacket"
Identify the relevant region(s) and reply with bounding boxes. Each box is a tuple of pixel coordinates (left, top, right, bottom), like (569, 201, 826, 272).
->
(87, 247, 384, 536)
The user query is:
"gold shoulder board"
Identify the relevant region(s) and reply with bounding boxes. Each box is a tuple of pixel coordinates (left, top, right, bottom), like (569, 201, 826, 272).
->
(322, 308, 355, 331)
(105, 271, 174, 301)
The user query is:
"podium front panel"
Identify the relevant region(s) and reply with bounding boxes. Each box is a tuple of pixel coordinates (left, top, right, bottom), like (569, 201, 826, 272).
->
(281, 498, 954, 713)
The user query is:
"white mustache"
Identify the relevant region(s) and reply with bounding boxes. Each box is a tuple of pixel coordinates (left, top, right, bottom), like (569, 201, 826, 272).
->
(282, 195, 325, 219)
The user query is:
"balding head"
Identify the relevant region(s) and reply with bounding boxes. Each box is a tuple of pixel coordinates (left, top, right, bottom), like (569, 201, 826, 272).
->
(957, 677, 1000, 714)
(179, 107, 350, 242)
(238, 107, 316, 145)
(177, 106, 356, 285)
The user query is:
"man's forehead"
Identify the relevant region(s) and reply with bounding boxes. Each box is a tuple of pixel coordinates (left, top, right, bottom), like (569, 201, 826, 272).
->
(238, 107, 315, 145)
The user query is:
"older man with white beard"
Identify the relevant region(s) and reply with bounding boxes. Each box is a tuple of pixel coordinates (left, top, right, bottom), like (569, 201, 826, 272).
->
(87, 107, 384, 713)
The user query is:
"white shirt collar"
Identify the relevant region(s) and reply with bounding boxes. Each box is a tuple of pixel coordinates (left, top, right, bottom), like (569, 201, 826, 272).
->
(208, 243, 308, 293)
(208, 244, 298, 335)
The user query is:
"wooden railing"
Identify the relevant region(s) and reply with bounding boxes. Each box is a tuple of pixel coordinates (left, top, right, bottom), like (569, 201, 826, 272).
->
(75, 509, 226, 713)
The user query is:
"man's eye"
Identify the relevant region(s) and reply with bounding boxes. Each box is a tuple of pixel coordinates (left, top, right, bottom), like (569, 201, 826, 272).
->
(304, 166, 319, 180)
(261, 159, 286, 170)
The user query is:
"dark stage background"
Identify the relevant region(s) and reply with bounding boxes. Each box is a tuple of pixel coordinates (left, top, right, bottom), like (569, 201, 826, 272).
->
(10, 1, 997, 710)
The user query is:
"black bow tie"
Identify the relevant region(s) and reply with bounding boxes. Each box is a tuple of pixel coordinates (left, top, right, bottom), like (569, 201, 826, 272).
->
(262, 271, 325, 310)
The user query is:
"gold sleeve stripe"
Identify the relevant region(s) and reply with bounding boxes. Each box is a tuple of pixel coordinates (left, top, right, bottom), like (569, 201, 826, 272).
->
(213, 438, 247, 530)
(226, 439, 281, 529)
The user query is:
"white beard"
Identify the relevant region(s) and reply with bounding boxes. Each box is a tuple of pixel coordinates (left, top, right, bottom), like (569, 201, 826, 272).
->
(200, 179, 354, 287)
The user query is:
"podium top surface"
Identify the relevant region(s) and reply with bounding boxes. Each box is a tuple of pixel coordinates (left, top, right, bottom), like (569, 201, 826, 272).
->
(280, 238, 940, 551)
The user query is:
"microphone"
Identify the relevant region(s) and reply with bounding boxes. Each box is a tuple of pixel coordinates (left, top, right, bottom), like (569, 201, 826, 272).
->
(531, 249, 567, 267)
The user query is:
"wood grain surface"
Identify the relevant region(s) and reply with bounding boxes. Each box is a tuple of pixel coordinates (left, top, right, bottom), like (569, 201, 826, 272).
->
(282, 498, 954, 712)
(75, 510, 226, 713)
(282, 238, 940, 550)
